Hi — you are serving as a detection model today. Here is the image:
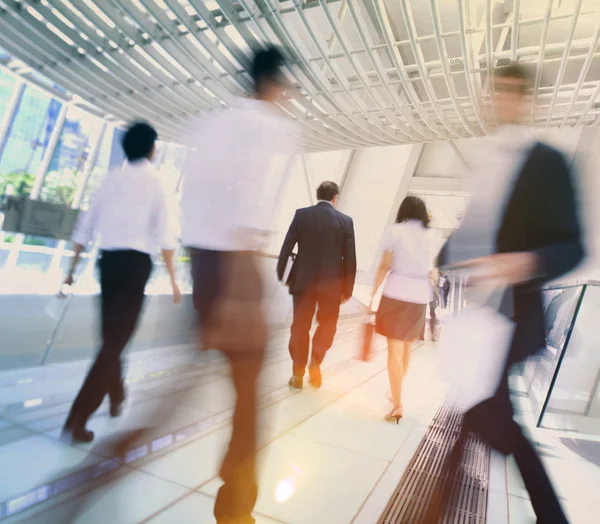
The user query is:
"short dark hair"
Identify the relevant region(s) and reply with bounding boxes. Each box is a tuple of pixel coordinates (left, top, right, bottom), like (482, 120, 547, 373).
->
(396, 195, 430, 228)
(316, 181, 340, 202)
(251, 46, 286, 93)
(122, 122, 157, 162)
(494, 63, 533, 87)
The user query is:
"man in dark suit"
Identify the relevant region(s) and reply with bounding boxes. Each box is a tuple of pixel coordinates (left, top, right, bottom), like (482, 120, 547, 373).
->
(427, 64, 583, 523)
(277, 181, 357, 389)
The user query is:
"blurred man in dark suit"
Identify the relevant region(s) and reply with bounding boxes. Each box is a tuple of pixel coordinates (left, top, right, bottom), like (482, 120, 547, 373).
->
(428, 63, 583, 524)
(277, 181, 357, 389)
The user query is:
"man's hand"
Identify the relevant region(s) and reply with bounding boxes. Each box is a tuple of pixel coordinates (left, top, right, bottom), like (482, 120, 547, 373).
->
(457, 252, 541, 286)
(64, 272, 75, 287)
(172, 282, 182, 305)
(341, 294, 352, 305)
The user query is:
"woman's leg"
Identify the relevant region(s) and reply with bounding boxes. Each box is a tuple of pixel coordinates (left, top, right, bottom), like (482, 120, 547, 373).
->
(403, 340, 413, 374)
(387, 338, 406, 412)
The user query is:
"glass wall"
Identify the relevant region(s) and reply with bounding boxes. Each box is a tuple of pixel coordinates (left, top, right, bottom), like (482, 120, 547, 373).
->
(0, 69, 17, 123)
(0, 85, 62, 201)
(536, 283, 600, 435)
(41, 106, 103, 206)
(0, 59, 190, 295)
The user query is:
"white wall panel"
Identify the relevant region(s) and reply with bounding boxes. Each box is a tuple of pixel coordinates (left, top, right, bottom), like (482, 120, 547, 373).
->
(305, 150, 353, 187)
(337, 144, 423, 273)
(267, 156, 312, 256)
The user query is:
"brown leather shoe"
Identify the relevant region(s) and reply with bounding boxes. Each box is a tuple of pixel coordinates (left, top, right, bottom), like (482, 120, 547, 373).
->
(308, 365, 322, 389)
(288, 376, 303, 389)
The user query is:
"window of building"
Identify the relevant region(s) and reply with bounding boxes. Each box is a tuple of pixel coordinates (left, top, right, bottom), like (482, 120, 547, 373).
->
(0, 69, 17, 123)
(40, 106, 103, 206)
(0, 85, 62, 200)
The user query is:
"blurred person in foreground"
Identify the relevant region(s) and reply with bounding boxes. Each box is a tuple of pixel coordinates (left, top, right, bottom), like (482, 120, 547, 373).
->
(370, 196, 439, 423)
(277, 181, 356, 390)
(179, 46, 297, 523)
(426, 64, 583, 523)
(62, 122, 181, 443)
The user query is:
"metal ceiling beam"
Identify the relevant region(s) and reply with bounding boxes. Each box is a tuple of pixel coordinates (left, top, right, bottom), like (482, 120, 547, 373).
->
(545, 0, 583, 128)
(0, 0, 596, 148)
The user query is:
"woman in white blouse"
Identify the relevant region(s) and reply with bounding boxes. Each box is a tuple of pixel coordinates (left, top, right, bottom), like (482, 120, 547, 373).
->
(370, 196, 438, 423)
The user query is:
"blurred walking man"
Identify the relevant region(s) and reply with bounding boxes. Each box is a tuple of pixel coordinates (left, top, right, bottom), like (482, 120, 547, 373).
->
(428, 64, 583, 523)
(277, 181, 356, 389)
(180, 46, 297, 523)
(62, 122, 180, 443)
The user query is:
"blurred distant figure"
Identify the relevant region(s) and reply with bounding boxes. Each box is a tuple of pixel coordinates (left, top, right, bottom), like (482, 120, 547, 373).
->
(277, 181, 356, 389)
(180, 46, 297, 524)
(428, 64, 583, 523)
(370, 196, 439, 423)
(439, 272, 450, 309)
(62, 122, 180, 443)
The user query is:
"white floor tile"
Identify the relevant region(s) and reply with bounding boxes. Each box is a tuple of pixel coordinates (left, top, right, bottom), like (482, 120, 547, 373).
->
(291, 401, 417, 461)
(244, 434, 388, 524)
(138, 426, 231, 489)
(0, 423, 34, 446)
(506, 456, 528, 499)
(162, 377, 237, 414)
(489, 450, 507, 494)
(487, 490, 509, 524)
(139, 425, 280, 489)
(508, 495, 535, 523)
(0, 434, 92, 501)
(352, 462, 406, 524)
(259, 390, 342, 433)
(21, 468, 188, 524)
(392, 424, 428, 468)
(146, 492, 282, 524)
(145, 492, 216, 523)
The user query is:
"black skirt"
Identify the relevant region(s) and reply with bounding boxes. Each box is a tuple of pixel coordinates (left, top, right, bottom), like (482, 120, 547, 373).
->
(376, 295, 426, 340)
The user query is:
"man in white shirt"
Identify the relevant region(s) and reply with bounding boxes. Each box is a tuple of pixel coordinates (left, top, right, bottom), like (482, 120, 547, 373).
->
(179, 46, 297, 524)
(62, 122, 180, 444)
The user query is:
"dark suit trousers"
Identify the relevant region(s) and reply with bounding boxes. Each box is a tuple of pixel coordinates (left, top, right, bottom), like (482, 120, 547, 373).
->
(191, 248, 264, 524)
(425, 370, 567, 523)
(289, 288, 341, 376)
(66, 250, 152, 427)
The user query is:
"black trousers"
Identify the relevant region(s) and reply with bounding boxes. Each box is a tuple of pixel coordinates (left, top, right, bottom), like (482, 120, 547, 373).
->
(425, 370, 568, 523)
(65, 250, 152, 428)
(289, 288, 341, 376)
(190, 248, 265, 524)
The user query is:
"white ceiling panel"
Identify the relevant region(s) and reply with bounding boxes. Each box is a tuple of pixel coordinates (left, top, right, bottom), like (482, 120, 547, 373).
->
(0, 0, 598, 150)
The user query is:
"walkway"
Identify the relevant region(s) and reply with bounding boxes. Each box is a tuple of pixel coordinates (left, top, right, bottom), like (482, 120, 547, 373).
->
(0, 318, 445, 523)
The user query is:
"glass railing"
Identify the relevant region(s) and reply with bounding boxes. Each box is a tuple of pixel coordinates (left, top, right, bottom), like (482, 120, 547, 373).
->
(0, 249, 296, 371)
(517, 280, 600, 435)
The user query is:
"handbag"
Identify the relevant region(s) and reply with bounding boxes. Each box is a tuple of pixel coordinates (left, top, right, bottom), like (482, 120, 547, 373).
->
(360, 314, 376, 362)
(438, 305, 515, 411)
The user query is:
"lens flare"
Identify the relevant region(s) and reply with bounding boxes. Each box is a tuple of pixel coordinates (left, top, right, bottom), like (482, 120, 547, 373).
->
(275, 478, 295, 502)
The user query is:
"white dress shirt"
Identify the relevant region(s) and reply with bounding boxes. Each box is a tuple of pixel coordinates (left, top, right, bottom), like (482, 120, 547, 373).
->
(381, 220, 440, 304)
(446, 125, 536, 265)
(179, 98, 298, 251)
(72, 159, 176, 254)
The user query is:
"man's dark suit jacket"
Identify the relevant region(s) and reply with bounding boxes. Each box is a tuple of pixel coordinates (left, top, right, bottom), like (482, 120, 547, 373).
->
(443, 142, 584, 364)
(277, 201, 357, 299)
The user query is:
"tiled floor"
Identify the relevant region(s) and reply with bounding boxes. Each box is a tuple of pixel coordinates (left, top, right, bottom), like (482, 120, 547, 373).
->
(0, 319, 446, 523)
(506, 387, 600, 524)
(2, 316, 597, 523)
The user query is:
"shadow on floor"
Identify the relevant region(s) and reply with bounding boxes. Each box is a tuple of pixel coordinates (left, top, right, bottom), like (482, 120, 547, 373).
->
(560, 437, 600, 467)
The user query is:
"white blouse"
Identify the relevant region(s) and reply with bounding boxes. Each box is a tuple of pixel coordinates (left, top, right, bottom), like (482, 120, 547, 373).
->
(380, 220, 440, 305)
